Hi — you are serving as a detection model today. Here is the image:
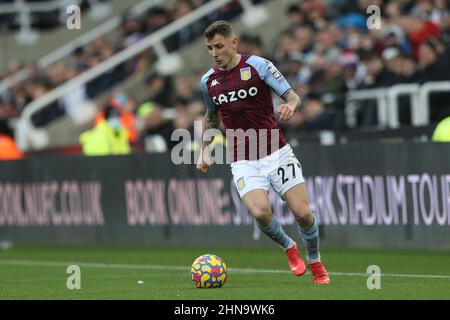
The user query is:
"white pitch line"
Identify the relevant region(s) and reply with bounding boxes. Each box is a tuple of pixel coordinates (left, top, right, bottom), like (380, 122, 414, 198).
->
(1, 259, 450, 280)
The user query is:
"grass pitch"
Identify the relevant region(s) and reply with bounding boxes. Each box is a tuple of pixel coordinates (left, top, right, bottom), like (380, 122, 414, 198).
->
(0, 246, 449, 300)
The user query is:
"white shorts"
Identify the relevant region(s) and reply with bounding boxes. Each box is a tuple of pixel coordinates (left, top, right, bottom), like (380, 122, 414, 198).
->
(230, 144, 305, 200)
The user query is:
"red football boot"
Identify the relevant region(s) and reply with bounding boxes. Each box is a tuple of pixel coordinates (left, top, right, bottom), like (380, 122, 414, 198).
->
(309, 261, 330, 284)
(285, 243, 306, 276)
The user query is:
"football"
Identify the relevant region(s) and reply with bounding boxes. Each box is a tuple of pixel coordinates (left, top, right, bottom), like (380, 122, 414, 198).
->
(191, 254, 228, 288)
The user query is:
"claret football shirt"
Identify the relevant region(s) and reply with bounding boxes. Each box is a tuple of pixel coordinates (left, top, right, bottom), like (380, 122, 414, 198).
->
(200, 55, 291, 162)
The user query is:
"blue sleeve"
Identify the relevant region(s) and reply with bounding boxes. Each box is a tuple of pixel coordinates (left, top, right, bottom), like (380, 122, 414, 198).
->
(200, 69, 216, 112)
(246, 55, 291, 97)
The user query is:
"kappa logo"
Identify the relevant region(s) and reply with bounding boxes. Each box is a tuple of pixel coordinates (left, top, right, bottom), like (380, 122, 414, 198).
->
(211, 79, 220, 87)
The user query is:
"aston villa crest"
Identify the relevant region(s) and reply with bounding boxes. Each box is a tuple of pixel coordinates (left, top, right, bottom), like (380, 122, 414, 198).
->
(240, 67, 251, 81)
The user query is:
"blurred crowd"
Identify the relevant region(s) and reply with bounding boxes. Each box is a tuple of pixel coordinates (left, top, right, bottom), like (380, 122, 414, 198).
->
(0, 0, 249, 134)
(127, 0, 450, 151)
(79, 70, 209, 155)
(2, 0, 450, 158)
(0, 0, 258, 158)
(269, 0, 450, 138)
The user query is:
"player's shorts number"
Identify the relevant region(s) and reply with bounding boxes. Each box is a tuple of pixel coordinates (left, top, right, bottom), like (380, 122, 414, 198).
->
(277, 163, 301, 185)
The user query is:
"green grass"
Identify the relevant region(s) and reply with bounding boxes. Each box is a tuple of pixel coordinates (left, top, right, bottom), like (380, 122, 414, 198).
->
(0, 246, 449, 299)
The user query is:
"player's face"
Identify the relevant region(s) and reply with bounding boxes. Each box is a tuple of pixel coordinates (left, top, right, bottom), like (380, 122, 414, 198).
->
(205, 34, 238, 69)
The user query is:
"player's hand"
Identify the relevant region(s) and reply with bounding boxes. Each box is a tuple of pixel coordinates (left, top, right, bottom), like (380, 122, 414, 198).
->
(196, 147, 213, 173)
(277, 104, 295, 123)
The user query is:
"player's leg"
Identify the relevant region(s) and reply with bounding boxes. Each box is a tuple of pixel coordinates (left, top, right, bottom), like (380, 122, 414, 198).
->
(283, 184, 319, 259)
(242, 189, 293, 249)
(241, 189, 305, 276)
(283, 184, 329, 284)
(270, 145, 330, 284)
(231, 161, 305, 276)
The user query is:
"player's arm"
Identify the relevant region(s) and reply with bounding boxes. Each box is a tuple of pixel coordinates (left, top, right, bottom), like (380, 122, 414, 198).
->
(197, 72, 220, 173)
(196, 110, 221, 173)
(202, 109, 221, 150)
(278, 89, 301, 123)
(246, 56, 300, 124)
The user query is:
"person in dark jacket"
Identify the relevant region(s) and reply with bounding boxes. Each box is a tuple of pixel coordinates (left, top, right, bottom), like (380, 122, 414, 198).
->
(416, 37, 450, 122)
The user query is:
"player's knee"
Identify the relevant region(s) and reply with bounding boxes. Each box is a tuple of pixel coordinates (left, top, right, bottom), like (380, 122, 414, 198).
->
(291, 201, 313, 225)
(248, 203, 272, 225)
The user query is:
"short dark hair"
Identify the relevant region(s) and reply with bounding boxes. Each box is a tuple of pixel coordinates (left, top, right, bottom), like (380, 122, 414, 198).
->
(287, 4, 300, 14)
(423, 37, 441, 53)
(360, 51, 380, 62)
(104, 105, 121, 119)
(204, 20, 233, 40)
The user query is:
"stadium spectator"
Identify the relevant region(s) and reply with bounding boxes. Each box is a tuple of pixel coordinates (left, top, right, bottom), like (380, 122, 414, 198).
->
(283, 92, 335, 139)
(294, 25, 315, 55)
(144, 7, 169, 34)
(441, 15, 450, 44)
(144, 72, 173, 107)
(286, 4, 306, 28)
(352, 51, 395, 126)
(27, 80, 65, 127)
(359, 51, 396, 89)
(72, 47, 89, 71)
(341, 51, 365, 90)
(61, 65, 88, 118)
(0, 93, 18, 119)
(237, 34, 265, 57)
(273, 30, 299, 63)
(396, 16, 441, 59)
(335, 11, 366, 32)
(136, 101, 166, 134)
(281, 53, 311, 91)
(0, 133, 23, 160)
(380, 24, 412, 55)
(397, 53, 418, 82)
(301, 93, 334, 132)
(137, 71, 185, 150)
(95, 92, 139, 143)
(430, 0, 450, 28)
(416, 37, 450, 82)
(416, 37, 450, 121)
(119, 13, 145, 49)
(313, 53, 346, 108)
(171, 0, 197, 48)
(301, 0, 328, 30)
(382, 47, 417, 124)
(80, 105, 131, 156)
(173, 75, 202, 106)
(136, 100, 173, 152)
(382, 47, 404, 79)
